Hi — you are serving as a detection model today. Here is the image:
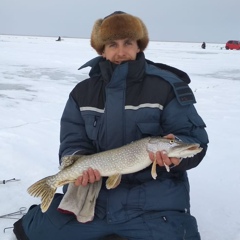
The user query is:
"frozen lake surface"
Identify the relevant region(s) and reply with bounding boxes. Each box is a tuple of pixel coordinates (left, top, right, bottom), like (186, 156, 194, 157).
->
(0, 35, 240, 240)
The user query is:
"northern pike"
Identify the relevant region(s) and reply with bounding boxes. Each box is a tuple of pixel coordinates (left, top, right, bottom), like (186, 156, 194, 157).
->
(28, 137, 202, 212)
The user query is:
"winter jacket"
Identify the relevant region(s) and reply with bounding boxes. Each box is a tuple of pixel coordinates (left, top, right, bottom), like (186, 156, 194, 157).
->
(59, 52, 209, 223)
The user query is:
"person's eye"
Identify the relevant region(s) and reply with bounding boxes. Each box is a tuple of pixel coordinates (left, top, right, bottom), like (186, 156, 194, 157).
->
(125, 41, 133, 46)
(108, 43, 116, 48)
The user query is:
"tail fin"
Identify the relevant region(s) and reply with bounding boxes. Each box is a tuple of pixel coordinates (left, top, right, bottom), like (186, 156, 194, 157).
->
(27, 176, 56, 213)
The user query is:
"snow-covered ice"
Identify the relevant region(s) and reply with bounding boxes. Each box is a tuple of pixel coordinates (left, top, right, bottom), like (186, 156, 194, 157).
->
(0, 35, 240, 240)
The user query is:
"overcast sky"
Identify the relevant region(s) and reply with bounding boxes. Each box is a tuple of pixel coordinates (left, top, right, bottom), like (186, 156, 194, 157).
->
(0, 0, 239, 43)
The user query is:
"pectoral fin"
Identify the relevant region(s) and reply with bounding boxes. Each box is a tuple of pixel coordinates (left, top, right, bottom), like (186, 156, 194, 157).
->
(151, 156, 157, 180)
(106, 174, 122, 189)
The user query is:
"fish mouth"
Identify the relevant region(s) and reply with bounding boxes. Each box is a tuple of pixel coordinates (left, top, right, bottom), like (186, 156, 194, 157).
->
(169, 144, 202, 158)
(188, 145, 200, 151)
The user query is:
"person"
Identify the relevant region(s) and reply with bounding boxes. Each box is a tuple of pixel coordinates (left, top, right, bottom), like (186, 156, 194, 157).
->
(201, 42, 206, 49)
(56, 36, 61, 41)
(13, 11, 209, 240)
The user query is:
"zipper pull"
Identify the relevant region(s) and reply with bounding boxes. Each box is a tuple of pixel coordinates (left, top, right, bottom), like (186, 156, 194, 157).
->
(162, 216, 167, 222)
(93, 117, 97, 127)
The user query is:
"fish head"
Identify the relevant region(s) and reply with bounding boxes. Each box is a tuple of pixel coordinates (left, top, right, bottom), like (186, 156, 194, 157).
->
(147, 137, 202, 159)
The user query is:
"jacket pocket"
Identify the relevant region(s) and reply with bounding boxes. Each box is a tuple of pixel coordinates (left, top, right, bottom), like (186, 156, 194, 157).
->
(137, 122, 163, 138)
(187, 107, 209, 143)
(141, 179, 190, 211)
(188, 111, 206, 128)
(83, 114, 101, 141)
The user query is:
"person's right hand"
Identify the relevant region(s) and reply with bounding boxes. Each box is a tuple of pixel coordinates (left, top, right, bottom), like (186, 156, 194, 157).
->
(75, 168, 101, 186)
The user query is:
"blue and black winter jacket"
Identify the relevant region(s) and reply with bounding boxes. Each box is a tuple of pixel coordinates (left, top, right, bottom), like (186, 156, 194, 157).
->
(59, 52, 209, 223)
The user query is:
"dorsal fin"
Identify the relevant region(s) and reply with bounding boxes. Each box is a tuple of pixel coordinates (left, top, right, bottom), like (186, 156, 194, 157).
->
(59, 155, 84, 170)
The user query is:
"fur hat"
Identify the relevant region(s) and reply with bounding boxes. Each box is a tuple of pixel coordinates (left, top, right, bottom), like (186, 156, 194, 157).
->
(91, 11, 149, 55)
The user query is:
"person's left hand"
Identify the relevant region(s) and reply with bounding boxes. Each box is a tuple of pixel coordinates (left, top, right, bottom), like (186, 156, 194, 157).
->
(148, 134, 181, 170)
(74, 168, 101, 187)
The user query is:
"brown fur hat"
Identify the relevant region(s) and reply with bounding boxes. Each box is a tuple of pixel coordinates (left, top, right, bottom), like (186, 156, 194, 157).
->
(91, 11, 149, 55)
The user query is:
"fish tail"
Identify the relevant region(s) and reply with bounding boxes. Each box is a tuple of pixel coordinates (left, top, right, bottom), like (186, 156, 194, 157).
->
(27, 176, 56, 213)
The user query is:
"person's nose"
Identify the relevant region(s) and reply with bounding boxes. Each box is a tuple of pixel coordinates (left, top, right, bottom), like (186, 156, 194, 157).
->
(116, 45, 126, 56)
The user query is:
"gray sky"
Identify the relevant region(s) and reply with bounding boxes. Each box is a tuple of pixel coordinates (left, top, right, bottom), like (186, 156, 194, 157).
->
(1, 0, 239, 43)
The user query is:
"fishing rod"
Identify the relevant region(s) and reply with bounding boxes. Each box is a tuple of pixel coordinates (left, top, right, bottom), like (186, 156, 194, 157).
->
(0, 178, 21, 184)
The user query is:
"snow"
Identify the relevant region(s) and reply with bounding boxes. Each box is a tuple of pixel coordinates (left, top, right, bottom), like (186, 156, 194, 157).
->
(0, 35, 240, 240)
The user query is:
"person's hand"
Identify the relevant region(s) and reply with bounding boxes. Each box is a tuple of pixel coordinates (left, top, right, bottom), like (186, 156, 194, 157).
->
(148, 134, 181, 171)
(75, 168, 101, 186)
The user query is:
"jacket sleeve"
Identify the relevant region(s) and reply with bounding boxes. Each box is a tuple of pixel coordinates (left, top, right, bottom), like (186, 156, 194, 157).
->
(58, 95, 95, 163)
(161, 97, 209, 171)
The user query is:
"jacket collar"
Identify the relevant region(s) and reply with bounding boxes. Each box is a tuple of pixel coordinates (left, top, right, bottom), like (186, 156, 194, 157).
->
(78, 52, 146, 83)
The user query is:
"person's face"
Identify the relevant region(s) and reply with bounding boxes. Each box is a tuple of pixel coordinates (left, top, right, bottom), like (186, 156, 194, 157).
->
(102, 38, 140, 64)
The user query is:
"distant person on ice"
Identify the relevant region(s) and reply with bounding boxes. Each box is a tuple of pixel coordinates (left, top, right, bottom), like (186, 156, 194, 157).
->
(13, 11, 209, 240)
(56, 36, 61, 41)
(201, 41, 206, 49)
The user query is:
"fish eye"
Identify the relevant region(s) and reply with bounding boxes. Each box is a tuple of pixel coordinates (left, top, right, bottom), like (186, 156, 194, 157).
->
(169, 140, 174, 144)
